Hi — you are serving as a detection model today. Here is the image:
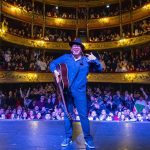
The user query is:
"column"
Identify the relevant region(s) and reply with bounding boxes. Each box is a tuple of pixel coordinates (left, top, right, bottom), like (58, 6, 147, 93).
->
(42, 0, 46, 38)
(119, 0, 123, 38)
(31, 0, 35, 38)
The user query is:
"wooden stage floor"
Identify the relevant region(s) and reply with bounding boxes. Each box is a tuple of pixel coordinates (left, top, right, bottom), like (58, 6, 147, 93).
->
(0, 120, 150, 150)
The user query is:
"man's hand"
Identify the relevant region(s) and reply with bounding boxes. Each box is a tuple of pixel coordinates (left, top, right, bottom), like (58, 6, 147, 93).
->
(54, 70, 60, 83)
(85, 52, 96, 61)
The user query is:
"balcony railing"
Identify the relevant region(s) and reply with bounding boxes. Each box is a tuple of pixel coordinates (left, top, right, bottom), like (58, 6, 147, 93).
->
(2, 1, 150, 29)
(1, 32, 150, 50)
(0, 71, 150, 83)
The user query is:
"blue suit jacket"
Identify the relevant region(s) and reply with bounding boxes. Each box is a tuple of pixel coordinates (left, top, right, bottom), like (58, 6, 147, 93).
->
(50, 54, 102, 93)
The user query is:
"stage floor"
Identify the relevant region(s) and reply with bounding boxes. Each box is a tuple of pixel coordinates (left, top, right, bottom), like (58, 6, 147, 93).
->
(0, 121, 150, 150)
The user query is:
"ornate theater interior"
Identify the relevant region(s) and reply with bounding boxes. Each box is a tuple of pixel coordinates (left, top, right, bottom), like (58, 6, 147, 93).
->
(0, 0, 150, 149)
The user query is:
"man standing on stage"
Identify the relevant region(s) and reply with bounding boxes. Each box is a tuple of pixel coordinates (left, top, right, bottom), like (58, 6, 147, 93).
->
(49, 38, 102, 149)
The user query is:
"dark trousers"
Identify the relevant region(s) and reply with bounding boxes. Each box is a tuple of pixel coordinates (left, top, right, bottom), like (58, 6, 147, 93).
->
(64, 91, 92, 141)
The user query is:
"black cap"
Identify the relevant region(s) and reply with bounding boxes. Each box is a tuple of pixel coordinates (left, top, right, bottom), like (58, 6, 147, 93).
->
(69, 38, 85, 51)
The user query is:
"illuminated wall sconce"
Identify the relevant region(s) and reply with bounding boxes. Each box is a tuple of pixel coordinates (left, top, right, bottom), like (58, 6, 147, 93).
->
(30, 40, 46, 48)
(142, 3, 150, 10)
(99, 18, 109, 23)
(118, 38, 129, 46)
(55, 18, 64, 25)
(10, 6, 21, 13)
(0, 28, 6, 37)
(36, 40, 45, 47)
(82, 43, 87, 49)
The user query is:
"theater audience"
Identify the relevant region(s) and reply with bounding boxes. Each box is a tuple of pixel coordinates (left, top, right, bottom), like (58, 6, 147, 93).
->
(0, 83, 149, 122)
(1, 12, 149, 42)
(4, 0, 149, 19)
(1, 0, 150, 123)
(0, 45, 150, 72)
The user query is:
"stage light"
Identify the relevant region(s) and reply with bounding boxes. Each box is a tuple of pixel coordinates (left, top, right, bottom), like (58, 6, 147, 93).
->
(56, 6, 59, 10)
(106, 4, 110, 8)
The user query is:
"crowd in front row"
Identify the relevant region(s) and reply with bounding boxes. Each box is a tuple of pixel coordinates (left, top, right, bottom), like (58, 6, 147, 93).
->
(0, 83, 150, 122)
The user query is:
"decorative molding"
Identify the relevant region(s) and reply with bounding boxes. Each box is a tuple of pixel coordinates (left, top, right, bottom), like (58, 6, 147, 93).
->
(87, 72, 150, 83)
(0, 71, 53, 83)
(36, 0, 120, 8)
(1, 33, 150, 50)
(0, 71, 150, 83)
